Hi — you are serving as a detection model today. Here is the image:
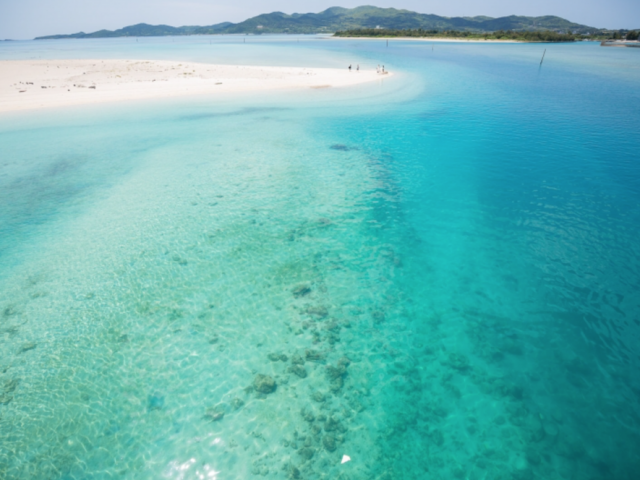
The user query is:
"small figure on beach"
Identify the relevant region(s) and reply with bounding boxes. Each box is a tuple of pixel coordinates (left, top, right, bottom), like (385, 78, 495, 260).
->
(357, 64, 360, 71)
(348, 64, 352, 71)
(382, 65, 386, 73)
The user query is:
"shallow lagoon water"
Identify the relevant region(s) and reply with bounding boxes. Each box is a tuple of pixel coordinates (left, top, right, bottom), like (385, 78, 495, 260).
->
(1, 36, 640, 479)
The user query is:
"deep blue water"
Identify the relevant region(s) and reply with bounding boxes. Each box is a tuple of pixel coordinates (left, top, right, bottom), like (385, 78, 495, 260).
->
(1, 36, 639, 479)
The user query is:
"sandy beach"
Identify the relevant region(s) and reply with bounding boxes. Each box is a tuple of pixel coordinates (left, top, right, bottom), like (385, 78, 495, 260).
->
(332, 36, 522, 43)
(0, 59, 385, 112)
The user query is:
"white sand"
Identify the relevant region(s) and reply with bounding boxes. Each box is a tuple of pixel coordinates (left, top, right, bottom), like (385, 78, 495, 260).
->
(332, 36, 521, 43)
(0, 59, 387, 112)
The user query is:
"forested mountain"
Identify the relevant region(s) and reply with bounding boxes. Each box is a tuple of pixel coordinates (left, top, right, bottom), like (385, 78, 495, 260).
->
(35, 5, 599, 40)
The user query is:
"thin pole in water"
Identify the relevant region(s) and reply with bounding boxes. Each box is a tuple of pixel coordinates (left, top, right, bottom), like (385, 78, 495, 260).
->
(386, 39, 388, 47)
(540, 49, 546, 66)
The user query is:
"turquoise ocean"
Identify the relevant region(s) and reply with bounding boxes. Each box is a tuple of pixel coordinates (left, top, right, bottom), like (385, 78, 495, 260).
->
(1, 35, 640, 479)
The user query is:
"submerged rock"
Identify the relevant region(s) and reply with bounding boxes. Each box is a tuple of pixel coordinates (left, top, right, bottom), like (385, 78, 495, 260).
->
(289, 465, 302, 479)
(326, 333, 339, 345)
(330, 144, 357, 152)
(292, 284, 312, 298)
(326, 363, 348, 392)
(204, 405, 226, 422)
(17, 342, 36, 355)
(305, 305, 328, 318)
(291, 354, 305, 365)
(542, 417, 560, 438)
(268, 353, 287, 362)
(2, 378, 19, 393)
(289, 365, 307, 378)
(305, 349, 325, 362)
(430, 429, 444, 446)
(0, 378, 19, 405)
(324, 416, 346, 433)
(253, 374, 277, 394)
(503, 339, 524, 356)
(301, 407, 315, 422)
(171, 255, 188, 266)
(337, 356, 351, 368)
(147, 393, 165, 411)
(445, 352, 470, 371)
(298, 447, 315, 460)
(231, 397, 245, 410)
(372, 310, 385, 324)
(322, 434, 337, 452)
(324, 321, 340, 332)
(311, 391, 325, 403)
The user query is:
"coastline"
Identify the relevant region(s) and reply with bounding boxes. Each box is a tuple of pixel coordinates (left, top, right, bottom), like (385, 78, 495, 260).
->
(330, 36, 523, 43)
(0, 59, 386, 113)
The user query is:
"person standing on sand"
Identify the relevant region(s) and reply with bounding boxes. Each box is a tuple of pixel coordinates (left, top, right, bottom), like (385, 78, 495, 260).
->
(348, 64, 352, 71)
(357, 65, 359, 71)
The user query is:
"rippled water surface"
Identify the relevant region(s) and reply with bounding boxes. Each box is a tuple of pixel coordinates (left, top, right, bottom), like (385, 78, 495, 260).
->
(1, 36, 640, 480)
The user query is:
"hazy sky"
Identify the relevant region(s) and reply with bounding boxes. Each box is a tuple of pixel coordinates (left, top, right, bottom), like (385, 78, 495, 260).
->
(1, 0, 638, 39)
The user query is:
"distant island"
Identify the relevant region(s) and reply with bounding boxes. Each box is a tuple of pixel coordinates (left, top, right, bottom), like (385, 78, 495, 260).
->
(34, 6, 620, 40)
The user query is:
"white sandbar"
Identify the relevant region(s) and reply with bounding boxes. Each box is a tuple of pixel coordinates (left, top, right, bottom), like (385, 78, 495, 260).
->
(0, 59, 387, 112)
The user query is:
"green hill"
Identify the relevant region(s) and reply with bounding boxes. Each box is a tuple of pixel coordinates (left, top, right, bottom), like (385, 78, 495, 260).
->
(36, 22, 231, 40)
(35, 6, 600, 40)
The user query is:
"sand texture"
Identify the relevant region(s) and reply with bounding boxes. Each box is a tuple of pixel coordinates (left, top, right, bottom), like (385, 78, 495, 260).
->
(0, 59, 384, 112)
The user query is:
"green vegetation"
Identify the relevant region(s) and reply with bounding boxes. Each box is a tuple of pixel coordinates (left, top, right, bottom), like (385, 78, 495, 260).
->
(35, 6, 600, 40)
(35, 22, 231, 40)
(584, 29, 640, 41)
(334, 28, 578, 42)
(219, 7, 596, 35)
